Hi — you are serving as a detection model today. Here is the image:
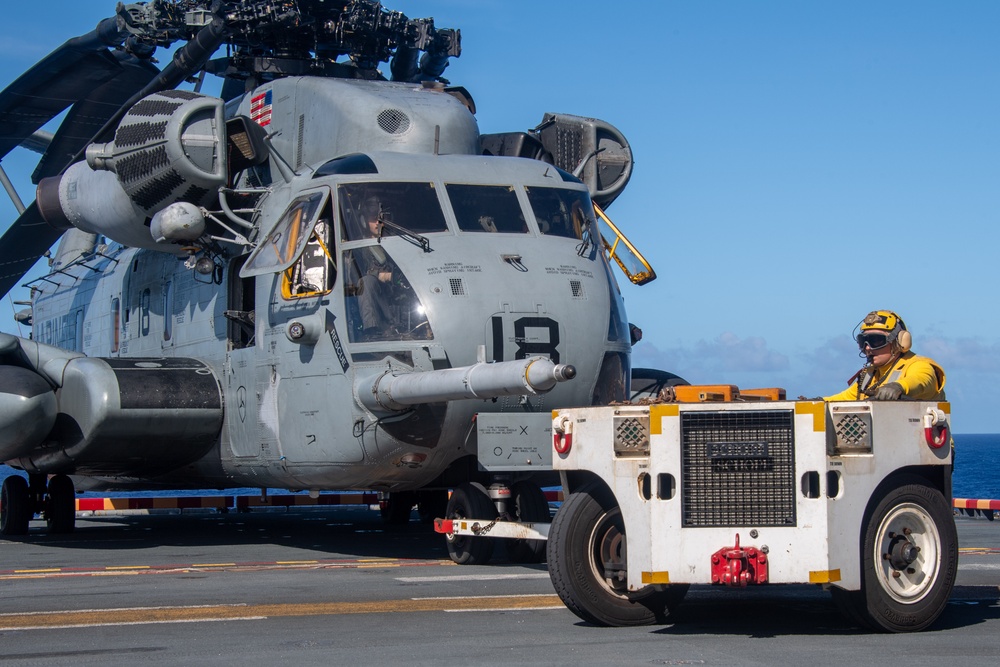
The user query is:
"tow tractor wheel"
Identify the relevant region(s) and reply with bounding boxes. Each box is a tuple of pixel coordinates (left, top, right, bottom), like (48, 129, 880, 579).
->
(444, 482, 497, 565)
(45, 474, 76, 534)
(832, 477, 957, 632)
(1, 475, 32, 535)
(505, 480, 550, 564)
(547, 483, 688, 626)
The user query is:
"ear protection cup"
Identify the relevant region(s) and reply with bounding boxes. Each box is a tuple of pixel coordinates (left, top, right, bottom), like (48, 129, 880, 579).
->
(897, 328, 912, 352)
(890, 312, 911, 352)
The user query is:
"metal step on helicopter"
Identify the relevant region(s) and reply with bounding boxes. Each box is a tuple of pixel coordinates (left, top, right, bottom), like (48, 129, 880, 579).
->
(0, 0, 657, 563)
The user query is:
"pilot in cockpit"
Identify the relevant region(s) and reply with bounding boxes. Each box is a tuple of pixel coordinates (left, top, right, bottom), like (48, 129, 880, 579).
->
(361, 196, 384, 239)
(355, 195, 397, 336)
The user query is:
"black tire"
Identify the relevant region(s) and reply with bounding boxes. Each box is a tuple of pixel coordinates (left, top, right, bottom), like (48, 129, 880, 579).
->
(547, 484, 688, 626)
(630, 368, 690, 402)
(833, 477, 957, 632)
(1, 475, 32, 536)
(46, 474, 76, 534)
(416, 489, 449, 524)
(381, 491, 417, 525)
(444, 482, 497, 565)
(505, 480, 550, 564)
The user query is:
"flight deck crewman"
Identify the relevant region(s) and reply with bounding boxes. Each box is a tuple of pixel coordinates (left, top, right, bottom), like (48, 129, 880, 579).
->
(824, 310, 946, 401)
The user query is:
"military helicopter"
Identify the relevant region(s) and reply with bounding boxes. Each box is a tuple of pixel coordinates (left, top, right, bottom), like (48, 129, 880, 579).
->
(0, 0, 655, 563)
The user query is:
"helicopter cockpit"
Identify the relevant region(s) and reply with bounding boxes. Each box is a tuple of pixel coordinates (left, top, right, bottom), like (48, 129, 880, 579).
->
(334, 177, 604, 344)
(239, 140, 652, 359)
(338, 183, 444, 342)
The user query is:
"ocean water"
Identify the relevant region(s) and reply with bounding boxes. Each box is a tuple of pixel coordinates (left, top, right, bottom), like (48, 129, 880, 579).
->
(1, 434, 998, 500)
(951, 433, 1000, 500)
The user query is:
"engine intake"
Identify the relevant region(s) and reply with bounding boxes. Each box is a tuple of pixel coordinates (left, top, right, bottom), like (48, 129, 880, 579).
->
(36, 91, 229, 251)
(86, 90, 228, 214)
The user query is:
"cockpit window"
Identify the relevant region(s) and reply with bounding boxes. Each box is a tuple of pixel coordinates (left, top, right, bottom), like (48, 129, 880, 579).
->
(342, 246, 433, 342)
(339, 182, 447, 242)
(282, 218, 336, 298)
(446, 184, 527, 234)
(524, 187, 596, 241)
(240, 189, 328, 278)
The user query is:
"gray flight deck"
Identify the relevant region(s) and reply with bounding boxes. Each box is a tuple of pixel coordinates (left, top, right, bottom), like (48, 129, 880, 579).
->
(1, 508, 997, 666)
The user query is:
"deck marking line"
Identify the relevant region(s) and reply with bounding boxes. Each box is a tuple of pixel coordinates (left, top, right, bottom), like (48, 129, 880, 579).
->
(8, 617, 265, 631)
(411, 593, 556, 601)
(13, 569, 61, 574)
(396, 573, 551, 583)
(275, 561, 319, 565)
(445, 605, 566, 613)
(0, 595, 564, 631)
(0, 603, 250, 618)
(0, 558, 454, 578)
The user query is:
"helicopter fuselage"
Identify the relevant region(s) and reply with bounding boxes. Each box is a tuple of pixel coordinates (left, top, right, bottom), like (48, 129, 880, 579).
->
(16, 76, 632, 492)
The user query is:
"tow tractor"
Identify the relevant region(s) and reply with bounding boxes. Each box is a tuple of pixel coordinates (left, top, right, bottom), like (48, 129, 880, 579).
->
(435, 387, 956, 633)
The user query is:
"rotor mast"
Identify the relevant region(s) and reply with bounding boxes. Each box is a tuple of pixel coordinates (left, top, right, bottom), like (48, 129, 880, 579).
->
(115, 1, 461, 86)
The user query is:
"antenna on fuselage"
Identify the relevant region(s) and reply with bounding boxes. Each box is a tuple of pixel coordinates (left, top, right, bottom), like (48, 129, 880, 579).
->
(262, 131, 298, 183)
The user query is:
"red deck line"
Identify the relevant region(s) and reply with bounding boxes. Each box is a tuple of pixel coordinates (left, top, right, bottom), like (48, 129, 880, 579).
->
(75, 494, 381, 511)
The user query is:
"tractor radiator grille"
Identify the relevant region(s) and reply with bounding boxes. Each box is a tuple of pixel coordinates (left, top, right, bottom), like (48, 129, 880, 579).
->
(680, 410, 796, 527)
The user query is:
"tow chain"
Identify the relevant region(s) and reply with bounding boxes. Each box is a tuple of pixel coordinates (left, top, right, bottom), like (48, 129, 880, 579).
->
(472, 516, 500, 536)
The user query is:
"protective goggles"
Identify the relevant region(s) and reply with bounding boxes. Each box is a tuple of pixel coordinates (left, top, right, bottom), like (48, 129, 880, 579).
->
(857, 331, 891, 350)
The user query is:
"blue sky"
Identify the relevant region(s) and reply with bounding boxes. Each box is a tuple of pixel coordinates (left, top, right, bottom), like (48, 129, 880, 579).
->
(1, 1, 997, 431)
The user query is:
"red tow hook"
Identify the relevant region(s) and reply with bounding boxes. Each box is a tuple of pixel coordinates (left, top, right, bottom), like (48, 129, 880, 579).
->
(710, 533, 769, 586)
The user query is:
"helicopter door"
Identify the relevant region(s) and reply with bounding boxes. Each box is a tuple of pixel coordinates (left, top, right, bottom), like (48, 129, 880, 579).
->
(224, 255, 260, 458)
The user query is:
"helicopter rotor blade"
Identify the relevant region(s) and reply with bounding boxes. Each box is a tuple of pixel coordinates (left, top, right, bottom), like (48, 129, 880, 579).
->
(0, 17, 230, 300)
(0, 202, 64, 299)
(0, 17, 127, 162)
(31, 53, 160, 183)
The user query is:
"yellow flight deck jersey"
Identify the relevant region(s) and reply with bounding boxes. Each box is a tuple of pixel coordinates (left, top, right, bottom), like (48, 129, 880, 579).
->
(825, 351, 946, 402)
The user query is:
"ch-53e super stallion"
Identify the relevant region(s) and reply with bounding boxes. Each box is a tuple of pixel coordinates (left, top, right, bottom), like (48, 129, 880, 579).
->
(0, 0, 657, 564)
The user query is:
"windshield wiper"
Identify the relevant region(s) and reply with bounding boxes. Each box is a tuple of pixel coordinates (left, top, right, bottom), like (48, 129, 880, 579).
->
(376, 216, 432, 253)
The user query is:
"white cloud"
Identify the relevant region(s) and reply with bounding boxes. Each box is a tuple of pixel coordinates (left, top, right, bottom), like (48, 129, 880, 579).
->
(633, 332, 789, 381)
(919, 336, 1000, 373)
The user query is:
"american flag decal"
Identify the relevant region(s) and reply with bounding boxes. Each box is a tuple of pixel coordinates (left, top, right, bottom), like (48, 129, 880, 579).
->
(250, 90, 273, 127)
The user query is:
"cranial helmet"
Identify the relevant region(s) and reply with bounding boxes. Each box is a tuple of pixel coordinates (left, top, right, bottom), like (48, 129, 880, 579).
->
(858, 310, 911, 352)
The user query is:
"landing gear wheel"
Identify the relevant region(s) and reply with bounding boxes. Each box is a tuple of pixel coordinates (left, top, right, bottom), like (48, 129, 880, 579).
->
(381, 491, 417, 525)
(832, 477, 957, 632)
(417, 489, 449, 524)
(444, 482, 497, 565)
(1, 475, 32, 535)
(46, 474, 76, 534)
(505, 480, 550, 564)
(547, 484, 688, 626)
